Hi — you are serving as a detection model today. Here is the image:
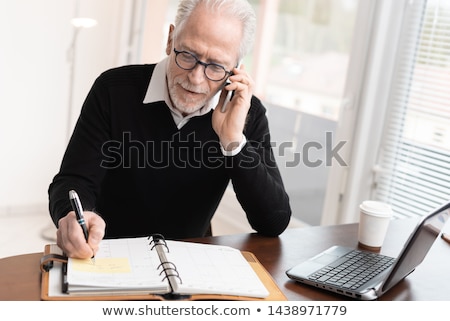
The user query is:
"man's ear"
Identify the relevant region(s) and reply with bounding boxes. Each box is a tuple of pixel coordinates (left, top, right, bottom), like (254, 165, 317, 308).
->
(165, 24, 175, 55)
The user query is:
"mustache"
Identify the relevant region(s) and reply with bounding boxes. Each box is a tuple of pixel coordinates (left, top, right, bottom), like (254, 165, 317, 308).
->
(177, 80, 209, 95)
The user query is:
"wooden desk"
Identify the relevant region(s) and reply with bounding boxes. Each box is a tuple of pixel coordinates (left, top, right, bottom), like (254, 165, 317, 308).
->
(1, 219, 449, 300)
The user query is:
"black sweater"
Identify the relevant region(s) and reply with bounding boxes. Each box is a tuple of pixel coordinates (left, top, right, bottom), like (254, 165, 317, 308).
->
(49, 64, 291, 239)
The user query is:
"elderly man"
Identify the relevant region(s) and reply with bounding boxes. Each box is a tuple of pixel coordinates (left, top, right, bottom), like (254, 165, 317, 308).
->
(49, 0, 291, 258)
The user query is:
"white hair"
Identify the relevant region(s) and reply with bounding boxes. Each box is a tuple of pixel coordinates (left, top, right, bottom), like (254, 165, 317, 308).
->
(174, 0, 256, 62)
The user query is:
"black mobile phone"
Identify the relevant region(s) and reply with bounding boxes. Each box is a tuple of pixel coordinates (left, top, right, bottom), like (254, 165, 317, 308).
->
(221, 63, 240, 112)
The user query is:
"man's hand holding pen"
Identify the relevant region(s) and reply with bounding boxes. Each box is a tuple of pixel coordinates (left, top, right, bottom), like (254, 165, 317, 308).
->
(56, 210, 105, 259)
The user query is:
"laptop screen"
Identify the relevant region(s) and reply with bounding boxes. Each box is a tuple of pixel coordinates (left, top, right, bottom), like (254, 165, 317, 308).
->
(381, 202, 450, 292)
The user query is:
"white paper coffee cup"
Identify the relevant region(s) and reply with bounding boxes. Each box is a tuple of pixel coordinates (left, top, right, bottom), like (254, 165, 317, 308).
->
(358, 201, 393, 251)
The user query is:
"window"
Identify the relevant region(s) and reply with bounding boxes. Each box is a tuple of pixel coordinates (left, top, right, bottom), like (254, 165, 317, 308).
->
(250, 0, 359, 225)
(261, 0, 357, 120)
(373, 0, 450, 218)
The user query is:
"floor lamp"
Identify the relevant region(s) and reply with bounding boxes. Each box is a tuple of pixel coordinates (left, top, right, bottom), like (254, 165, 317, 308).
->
(66, 17, 97, 142)
(40, 16, 97, 243)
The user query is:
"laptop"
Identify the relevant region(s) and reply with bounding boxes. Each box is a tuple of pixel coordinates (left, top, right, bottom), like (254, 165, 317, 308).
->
(286, 201, 450, 300)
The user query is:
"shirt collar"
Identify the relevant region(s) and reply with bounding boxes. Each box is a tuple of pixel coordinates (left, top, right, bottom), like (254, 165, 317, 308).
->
(143, 57, 168, 104)
(142, 57, 220, 125)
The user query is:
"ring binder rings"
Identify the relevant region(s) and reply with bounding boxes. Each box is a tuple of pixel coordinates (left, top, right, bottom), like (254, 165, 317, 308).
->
(149, 234, 169, 252)
(158, 262, 182, 284)
(157, 261, 177, 271)
(40, 235, 287, 301)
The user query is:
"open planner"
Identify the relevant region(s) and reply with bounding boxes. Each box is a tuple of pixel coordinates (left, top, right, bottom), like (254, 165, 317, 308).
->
(40, 235, 286, 301)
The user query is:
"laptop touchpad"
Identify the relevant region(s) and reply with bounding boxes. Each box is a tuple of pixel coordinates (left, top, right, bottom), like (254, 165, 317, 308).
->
(287, 253, 341, 277)
(313, 253, 341, 265)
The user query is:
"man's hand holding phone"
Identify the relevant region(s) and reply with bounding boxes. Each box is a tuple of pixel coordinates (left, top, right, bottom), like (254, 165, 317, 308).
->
(212, 64, 254, 153)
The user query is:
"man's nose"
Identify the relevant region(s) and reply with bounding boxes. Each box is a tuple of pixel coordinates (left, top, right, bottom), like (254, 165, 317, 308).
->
(187, 63, 206, 84)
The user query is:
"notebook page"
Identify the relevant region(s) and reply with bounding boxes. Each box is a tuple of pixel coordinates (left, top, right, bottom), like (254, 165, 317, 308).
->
(67, 237, 170, 293)
(164, 240, 269, 298)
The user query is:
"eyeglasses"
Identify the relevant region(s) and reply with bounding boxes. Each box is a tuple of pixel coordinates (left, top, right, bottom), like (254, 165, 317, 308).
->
(173, 48, 232, 82)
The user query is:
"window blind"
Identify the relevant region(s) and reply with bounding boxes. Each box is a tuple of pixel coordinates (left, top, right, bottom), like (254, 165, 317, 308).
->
(373, 0, 450, 219)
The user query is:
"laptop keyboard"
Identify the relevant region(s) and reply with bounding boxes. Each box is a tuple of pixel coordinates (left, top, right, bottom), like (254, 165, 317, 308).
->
(308, 250, 395, 290)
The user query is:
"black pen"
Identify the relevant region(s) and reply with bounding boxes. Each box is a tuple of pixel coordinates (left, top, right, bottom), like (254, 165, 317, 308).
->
(69, 190, 95, 262)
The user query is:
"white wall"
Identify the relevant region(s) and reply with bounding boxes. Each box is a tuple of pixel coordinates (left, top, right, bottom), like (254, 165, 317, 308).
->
(0, 0, 130, 213)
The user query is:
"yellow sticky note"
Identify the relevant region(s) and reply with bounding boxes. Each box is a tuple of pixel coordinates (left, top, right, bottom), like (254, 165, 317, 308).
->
(71, 258, 131, 273)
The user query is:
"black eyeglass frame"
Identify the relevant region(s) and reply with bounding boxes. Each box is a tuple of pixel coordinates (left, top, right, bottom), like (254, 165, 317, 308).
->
(173, 48, 233, 82)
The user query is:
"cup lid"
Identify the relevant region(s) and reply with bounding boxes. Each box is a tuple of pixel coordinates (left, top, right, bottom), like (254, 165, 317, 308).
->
(360, 200, 393, 217)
